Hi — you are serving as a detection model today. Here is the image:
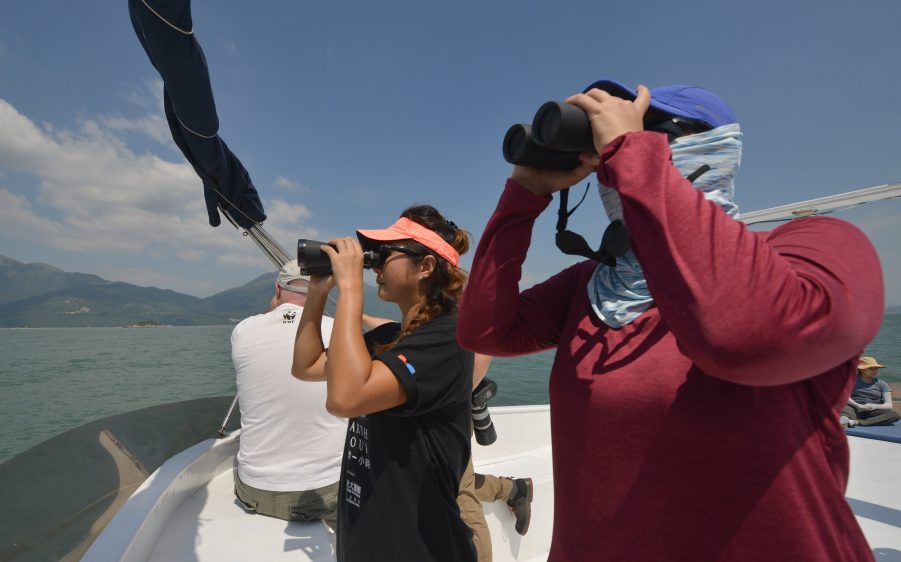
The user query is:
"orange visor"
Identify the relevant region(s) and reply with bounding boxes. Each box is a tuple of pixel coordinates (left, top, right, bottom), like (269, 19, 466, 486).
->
(357, 217, 459, 266)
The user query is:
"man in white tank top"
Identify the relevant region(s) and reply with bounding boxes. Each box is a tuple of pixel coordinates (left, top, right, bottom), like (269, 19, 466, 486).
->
(231, 260, 346, 530)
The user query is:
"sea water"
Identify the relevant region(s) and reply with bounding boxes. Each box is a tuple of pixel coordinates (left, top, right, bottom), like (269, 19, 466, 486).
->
(1, 316, 899, 464)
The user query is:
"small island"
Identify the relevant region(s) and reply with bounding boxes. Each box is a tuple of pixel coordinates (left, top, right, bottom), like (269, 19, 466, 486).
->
(126, 321, 172, 328)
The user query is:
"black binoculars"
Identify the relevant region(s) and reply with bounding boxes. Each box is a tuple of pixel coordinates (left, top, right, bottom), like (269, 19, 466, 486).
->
(296, 239, 381, 276)
(503, 101, 596, 170)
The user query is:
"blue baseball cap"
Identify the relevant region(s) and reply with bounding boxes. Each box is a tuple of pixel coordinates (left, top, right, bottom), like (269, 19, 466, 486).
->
(583, 79, 737, 129)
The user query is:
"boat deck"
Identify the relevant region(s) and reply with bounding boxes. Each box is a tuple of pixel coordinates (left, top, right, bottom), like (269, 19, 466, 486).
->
(144, 405, 556, 562)
(86, 407, 901, 561)
(845, 434, 901, 555)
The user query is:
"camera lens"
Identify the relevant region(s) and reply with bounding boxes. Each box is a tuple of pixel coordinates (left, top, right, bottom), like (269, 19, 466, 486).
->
(471, 403, 497, 446)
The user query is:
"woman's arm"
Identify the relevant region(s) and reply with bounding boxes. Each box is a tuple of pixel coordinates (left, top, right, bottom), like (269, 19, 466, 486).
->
(291, 277, 331, 382)
(319, 238, 407, 418)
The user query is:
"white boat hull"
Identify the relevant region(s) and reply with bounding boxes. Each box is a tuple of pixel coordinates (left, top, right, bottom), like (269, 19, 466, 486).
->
(84, 405, 900, 561)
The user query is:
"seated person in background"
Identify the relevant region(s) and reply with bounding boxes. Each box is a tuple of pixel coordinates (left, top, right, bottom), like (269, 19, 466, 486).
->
(841, 356, 900, 427)
(231, 260, 346, 530)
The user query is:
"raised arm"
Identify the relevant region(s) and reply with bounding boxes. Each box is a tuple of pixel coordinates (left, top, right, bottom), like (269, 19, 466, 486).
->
(316, 238, 406, 418)
(458, 180, 593, 357)
(596, 132, 884, 385)
(292, 277, 331, 382)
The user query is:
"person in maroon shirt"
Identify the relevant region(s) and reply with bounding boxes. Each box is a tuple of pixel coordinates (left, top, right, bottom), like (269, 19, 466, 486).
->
(457, 80, 884, 561)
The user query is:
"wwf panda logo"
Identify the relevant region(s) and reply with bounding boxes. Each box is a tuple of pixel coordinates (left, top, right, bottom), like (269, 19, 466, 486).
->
(282, 310, 297, 323)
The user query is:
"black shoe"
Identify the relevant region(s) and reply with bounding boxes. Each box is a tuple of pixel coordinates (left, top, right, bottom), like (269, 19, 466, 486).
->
(506, 477, 533, 535)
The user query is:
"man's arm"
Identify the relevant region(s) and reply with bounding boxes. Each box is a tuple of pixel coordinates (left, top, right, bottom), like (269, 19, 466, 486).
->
(362, 314, 393, 331)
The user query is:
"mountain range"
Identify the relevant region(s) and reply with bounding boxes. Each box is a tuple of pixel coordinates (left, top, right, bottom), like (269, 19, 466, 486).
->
(1, 255, 898, 327)
(0, 255, 399, 327)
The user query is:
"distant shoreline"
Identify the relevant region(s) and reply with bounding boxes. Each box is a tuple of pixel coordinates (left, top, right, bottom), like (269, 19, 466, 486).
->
(0, 310, 899, 329)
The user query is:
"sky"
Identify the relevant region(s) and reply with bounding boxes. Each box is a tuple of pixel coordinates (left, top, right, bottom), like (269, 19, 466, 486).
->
(1, 0, 900, 304)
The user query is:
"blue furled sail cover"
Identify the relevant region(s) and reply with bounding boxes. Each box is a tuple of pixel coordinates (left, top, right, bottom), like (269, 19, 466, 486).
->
(129, 0, 266, 228)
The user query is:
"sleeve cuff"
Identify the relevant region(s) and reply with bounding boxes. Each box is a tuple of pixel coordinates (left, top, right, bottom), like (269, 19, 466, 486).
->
(378, 353, 420, 412)
(596, 131, 669, 188)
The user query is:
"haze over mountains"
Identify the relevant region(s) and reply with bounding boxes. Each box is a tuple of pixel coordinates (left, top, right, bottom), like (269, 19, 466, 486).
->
(0, 255, 399, 327)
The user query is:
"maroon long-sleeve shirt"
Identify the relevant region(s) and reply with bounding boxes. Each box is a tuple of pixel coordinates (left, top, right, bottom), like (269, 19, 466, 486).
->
(458, 131, 884, 561)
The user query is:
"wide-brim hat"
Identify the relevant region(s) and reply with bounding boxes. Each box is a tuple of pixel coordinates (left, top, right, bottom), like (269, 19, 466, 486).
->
(858, 356, 886, 370)
(583, 79, 737, 129)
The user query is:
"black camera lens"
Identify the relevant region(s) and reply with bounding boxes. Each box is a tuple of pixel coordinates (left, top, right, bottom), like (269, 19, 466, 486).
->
(471, 378, 498, 446)
(471, 403, 497, 446)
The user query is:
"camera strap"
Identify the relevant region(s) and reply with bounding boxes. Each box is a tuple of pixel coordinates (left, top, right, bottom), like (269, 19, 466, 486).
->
(555, 182, 623, 267)
(555, 165, 712, 267)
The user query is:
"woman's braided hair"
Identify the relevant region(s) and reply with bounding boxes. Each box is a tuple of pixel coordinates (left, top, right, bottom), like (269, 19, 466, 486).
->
(375, 205, 470, 353)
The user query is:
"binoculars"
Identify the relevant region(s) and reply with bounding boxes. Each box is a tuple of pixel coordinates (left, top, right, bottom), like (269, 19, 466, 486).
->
(296, 239, 381, 276)
(503, 101, 596, 170)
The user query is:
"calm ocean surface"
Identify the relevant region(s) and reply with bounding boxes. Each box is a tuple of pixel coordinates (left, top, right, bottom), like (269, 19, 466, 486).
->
(1, 315, 899, 464)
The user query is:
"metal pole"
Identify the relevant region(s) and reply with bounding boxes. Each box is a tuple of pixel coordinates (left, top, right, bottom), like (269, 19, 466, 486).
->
(217, 395, 239, 438)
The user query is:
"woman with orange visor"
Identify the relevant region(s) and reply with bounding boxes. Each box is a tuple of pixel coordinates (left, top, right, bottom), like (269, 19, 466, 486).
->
(292, 205, 476, 562)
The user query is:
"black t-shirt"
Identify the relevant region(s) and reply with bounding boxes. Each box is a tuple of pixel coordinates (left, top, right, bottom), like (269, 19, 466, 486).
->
(337, 314, 476, 562)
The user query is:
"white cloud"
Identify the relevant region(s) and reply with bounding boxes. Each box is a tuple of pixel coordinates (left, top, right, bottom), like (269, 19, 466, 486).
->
(273, 175, 311, 193)
(0, 94, 318, 291)
(125, 79, 164, 109)
(100, 114, 172, 146)
(104, 80, 171, 145)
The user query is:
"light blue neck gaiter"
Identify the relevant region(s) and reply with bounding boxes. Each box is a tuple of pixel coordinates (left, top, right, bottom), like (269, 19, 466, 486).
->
(588, 124, 742, 328)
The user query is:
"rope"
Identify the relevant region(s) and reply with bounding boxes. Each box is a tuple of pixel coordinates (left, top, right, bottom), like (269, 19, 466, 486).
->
(139, 0, 193, 35)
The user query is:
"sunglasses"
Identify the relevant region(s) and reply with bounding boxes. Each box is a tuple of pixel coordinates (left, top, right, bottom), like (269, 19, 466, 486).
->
(375, 244, 424, 267)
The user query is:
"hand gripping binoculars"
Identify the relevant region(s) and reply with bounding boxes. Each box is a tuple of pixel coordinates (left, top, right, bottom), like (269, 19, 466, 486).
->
(502, 102, 596, 170)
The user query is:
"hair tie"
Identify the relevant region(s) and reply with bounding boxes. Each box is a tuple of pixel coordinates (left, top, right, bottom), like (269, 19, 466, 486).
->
(445, 219, 458, 232)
